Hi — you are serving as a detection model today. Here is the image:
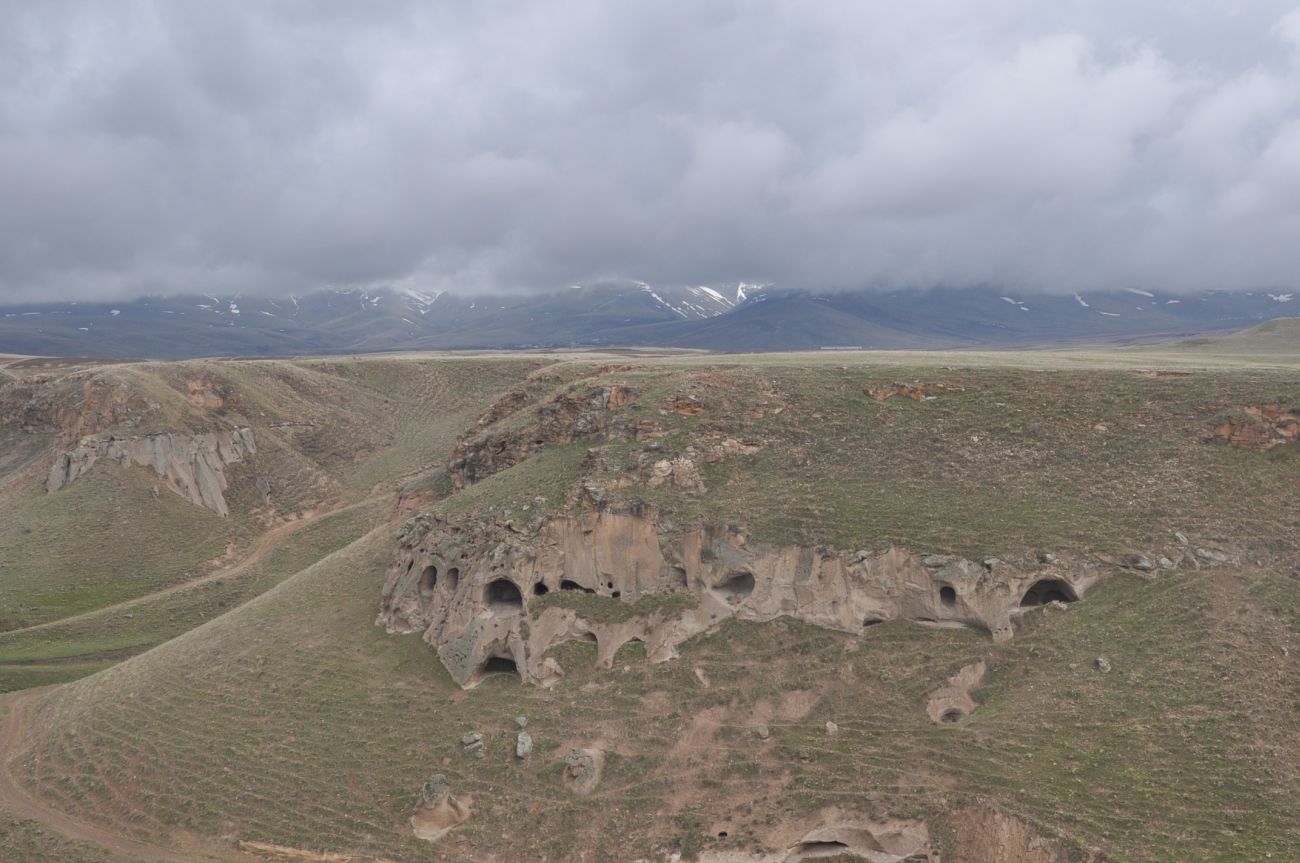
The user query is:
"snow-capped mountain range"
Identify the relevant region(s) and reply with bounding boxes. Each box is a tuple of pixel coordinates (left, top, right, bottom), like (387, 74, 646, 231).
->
(0, 281, 1292, 358)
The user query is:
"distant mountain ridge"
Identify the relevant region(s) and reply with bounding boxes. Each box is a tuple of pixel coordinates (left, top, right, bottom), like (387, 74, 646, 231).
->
(0, 281, 1293, 357)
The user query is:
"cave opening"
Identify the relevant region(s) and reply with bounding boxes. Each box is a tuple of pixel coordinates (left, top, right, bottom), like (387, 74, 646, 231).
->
(447, 567, 461, 591)
(939, 585, 957, 607)
(714, 571, 755, 605)
(418, 565, 437, 597)
(485, 578, 523, 611)
(533, 582, 549, 596)
(560, 579, 595, 594)
(1019, 578, 1078, 607)
(789, 841, 850, 860)
(476, 655, 520, 682)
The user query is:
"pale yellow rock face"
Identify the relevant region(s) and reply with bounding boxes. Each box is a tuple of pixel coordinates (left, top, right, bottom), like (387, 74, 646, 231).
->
(378, 503, 1101, 688)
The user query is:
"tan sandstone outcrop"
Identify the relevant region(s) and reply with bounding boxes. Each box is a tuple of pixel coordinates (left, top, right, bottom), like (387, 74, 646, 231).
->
(47, 427, 255, 516)
(377, 502, 1102, 688)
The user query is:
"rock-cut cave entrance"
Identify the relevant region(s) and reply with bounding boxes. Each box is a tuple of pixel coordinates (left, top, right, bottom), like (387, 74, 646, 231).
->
(485, 578, 524, 611)
(788, 840, 850, 861)
(418, 565, 438, 597)
(475, 655, 520, 683)
(1019, 578, 1078, 607)
(714, 571, 755, 606)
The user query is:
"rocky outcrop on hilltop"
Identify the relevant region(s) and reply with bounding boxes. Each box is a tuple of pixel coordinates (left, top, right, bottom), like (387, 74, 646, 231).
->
(448, 382, 646, 488)
(47, 427, 255, 516)
(378, 501, 1106, 687)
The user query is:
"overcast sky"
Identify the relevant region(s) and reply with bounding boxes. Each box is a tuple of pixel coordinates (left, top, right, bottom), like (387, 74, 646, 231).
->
(3, 1, 1300, 302)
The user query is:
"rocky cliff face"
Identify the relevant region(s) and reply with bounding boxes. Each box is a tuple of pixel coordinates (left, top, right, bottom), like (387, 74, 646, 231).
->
(378, 501, 1104, 687)
(47, 427, 255, 516)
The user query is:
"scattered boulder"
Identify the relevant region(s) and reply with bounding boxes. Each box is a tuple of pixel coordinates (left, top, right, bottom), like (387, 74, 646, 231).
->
(515, 731, 533, 760)
(752, 723, 771, 740)
(514, 715, 529, 729)
(1196, 548, 1229, 564)
(461, 732, 484, 758)
(1123, 554, 1154, 572)
(562, 748, 605, 795)
(824, 720, 839, 737)
(1094, 657, 1112, 674)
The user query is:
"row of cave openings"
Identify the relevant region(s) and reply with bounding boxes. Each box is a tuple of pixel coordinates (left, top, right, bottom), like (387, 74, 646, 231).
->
(415, 561, 646, 615)
(418, 560, 1077, 627)
(934, 577, 1077, 610)
(874, 577, 1079, 630)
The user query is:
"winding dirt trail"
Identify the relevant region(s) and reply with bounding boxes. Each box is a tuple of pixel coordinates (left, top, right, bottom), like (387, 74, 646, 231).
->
(0, 496, 389, 862)
(0, 687, 261, 862)
(3, 495, 381, 640)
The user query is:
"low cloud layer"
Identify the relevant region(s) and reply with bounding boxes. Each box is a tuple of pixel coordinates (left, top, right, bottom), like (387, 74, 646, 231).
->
(3, 1, 1300, 301)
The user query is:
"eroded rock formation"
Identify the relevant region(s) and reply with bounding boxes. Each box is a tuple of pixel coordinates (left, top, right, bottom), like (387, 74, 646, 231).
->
(410, 774, 470, 842)
(1212, 405, 1300, 450)
(47, 427, 255, 516)
(448, 382, 644, 488)
(377, 502, 1103, 688)
(925, 660, 988, 724)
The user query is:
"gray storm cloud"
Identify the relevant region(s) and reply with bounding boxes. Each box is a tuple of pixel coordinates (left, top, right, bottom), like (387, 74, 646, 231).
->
(2, 0, 1299, 301)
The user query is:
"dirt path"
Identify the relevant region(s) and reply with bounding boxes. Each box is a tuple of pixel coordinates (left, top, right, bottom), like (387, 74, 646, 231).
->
(0, 496, 389, 863)
(3, 496, 379, 639)
(0, 688, 263, 862)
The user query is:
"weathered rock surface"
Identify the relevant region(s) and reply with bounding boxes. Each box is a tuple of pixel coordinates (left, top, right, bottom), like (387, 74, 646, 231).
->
(562, 747, 605, 795)
(378, 502, 1103, 688)
(47, 427, 255, 516)
(784, 819, 933, 862)
(449, 382, 644, 488)
(1212, 405, 1299, 450)
(925, 660, 987, 724)
(410, 774, 470, 842)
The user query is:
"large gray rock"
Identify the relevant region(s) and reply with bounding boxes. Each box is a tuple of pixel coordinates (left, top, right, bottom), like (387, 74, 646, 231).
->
(47, 427, 255, 516)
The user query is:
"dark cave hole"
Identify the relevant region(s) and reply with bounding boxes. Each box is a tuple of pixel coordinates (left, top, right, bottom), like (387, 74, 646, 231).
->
(485, 578, 523, 611)
(418, 565, 437, 597)
(714, 571, 755, 605)
(477, 656, 520, 681)
(791, 841, 850, 859)
(1019, 578, 1078, 607)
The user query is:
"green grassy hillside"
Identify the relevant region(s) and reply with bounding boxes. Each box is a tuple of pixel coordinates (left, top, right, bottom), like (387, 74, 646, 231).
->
(3, 348, 1296, 861)
(0, 355, 552, 692)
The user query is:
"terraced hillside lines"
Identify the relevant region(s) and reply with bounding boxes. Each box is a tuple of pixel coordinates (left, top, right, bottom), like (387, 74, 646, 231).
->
(0, 496, 388, 692)
(3, 349, 1298, 861)
(0, 465, 232, 630)
(0, 355, 554, 691)
(543, 362, 1300, 557)
(1, 689, 242, 863)
(12, 520, 1299, 861)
